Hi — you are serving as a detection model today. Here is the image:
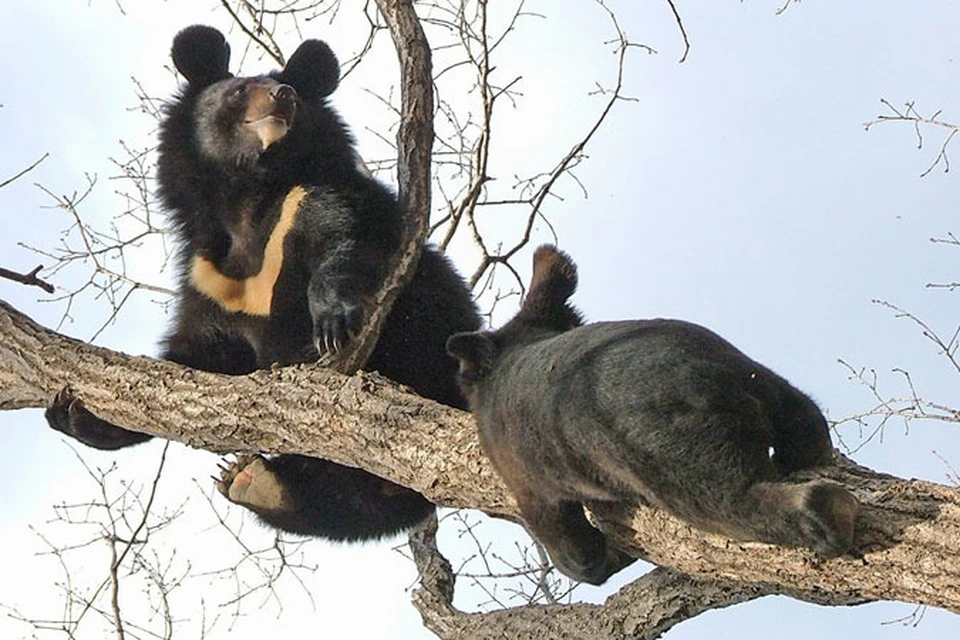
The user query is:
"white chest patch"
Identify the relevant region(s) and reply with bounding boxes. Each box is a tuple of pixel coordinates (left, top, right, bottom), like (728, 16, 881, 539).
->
(190, 186, 306, 316)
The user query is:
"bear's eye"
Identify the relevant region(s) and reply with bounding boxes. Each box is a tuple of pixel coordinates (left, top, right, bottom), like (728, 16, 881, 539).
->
(230, 84, 248, 98)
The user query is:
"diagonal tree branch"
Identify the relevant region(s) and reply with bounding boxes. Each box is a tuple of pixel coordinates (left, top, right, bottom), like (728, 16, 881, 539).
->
(334, 0, 437, 375)
(409, 513, 774, 640)
(3, 299, 960, 635)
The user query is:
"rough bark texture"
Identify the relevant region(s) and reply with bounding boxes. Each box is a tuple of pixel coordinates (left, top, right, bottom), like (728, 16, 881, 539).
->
(0, 300, 511, 515)
(3, 299, 960, 633)
(334, 0, 435, 375)
(409, 513, 776, 640)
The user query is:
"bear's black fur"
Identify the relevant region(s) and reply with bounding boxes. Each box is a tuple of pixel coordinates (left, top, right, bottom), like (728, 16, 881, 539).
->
(46, 25, 480, 542)
(446, 246, 858, 584)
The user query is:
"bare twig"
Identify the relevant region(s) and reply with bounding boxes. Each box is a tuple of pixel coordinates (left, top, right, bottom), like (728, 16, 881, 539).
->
(872, 299, 960, 375)
(927, 231, 960, 291)
(218, 0, 286, 66)
(193, 479, 318, 617)
(0, 152, 48, 189)
(0, 264, 55, 293)
(24, 155, 173, 338)
(775, 0, 802, 16)
(833, 361, 960, 454)
(664, 0, 690, 62)
(437, 0, 641, 302)
(864, 99, 959, 176)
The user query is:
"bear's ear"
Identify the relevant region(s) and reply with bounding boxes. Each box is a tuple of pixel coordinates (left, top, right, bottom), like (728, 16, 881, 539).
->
(282, 40, 340, 99)
(518, 245, 583, 330)
(446, 332, 496, 382)
(172, 25, 232, 87)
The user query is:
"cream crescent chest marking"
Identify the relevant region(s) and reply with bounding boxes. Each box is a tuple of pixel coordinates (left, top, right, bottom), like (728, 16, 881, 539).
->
(189, 186, 307, 316)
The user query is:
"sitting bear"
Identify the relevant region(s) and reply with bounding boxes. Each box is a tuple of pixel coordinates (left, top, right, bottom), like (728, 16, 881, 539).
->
(46, 25, 480, 542)
(446, 246, 858, 584)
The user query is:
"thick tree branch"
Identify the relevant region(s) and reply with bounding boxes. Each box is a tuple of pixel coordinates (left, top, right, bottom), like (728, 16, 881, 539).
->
(335, 0, 436, 375)
(0, 299, 510, 513)
(3, 299, 960, 631)
(409, 514, 772, 639)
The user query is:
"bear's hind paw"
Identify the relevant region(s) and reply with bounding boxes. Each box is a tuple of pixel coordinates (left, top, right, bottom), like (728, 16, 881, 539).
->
(217, 454, 294, 513)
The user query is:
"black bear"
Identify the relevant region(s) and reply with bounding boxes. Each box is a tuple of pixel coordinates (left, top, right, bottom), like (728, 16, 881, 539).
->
(446, 246, 858, 584)
(46, 25, 480, 542)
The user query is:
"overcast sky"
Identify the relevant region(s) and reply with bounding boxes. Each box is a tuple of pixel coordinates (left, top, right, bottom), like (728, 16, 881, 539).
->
(1, 1, 958, 638)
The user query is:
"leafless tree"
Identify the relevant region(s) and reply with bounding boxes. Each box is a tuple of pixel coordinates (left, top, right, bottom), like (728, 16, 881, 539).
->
(2, 1, 959, 639)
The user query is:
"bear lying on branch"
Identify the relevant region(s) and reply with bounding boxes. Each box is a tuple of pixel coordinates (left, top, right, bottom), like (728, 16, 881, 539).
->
(447, 246, 858, 585)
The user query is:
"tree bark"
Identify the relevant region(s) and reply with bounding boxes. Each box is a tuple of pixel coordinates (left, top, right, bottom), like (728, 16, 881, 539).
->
(334, 0, 435, 375)
(409, 513, 779, 640)
(3, 299, 960, 635)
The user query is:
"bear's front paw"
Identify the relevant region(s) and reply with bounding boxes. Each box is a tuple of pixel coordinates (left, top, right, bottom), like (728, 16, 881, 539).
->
(45, 387, 150, 450)
(308, 285, 366, 356)
(217, 454, 293, 513)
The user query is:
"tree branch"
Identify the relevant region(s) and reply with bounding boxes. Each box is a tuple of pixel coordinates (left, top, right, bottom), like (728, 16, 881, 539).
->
(0, 265, 55, 293)
(0, 152, 48, 189)
(332, 0, 435, 375)
(410, 513, 770, 639)
(3, 299, 960, 633)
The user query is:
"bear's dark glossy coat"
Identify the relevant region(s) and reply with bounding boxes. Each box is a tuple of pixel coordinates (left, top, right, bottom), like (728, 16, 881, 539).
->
(47, 25, 480, 542)
(447, 246, 858, 584)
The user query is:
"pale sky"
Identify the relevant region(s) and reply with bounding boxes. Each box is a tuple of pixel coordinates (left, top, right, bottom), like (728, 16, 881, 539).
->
(1, 1, 958, 638)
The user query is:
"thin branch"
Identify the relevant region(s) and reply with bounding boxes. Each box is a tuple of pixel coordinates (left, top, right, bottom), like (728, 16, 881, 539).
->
(460, 0, 641, 295)
(872, 299, 960, 375)
(0, 152, 49, 189)
(0, 265, 55, 293)
(833, 361, 960, 454)
(218, 0, 286, 66)
(664, 0, 690, 62)
(864, 99, 959, 176)
(927, 231, 960, 291)
(774, 0, 801, 16)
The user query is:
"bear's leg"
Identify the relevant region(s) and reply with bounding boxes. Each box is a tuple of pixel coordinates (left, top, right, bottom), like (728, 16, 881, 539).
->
(768, 389, 835, 473)
(517, 495, 634, 585)
(740, 480, 859, 557)
(45, 388, 151, 450)
(218, 453, 434, 541)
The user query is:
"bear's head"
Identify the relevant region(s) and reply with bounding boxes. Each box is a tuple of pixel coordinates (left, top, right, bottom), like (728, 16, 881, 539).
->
(168, 25, 343, 170)
(446, 245, 584, 386)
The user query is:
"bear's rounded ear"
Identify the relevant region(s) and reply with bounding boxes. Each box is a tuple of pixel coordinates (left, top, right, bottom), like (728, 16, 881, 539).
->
(172, 25, 232, 87)
(446, 332, 496, 382)
(282, 40, 340, 99)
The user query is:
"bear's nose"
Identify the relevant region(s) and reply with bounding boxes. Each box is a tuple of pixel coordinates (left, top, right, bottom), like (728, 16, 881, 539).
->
(271, 84, 297, 103)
